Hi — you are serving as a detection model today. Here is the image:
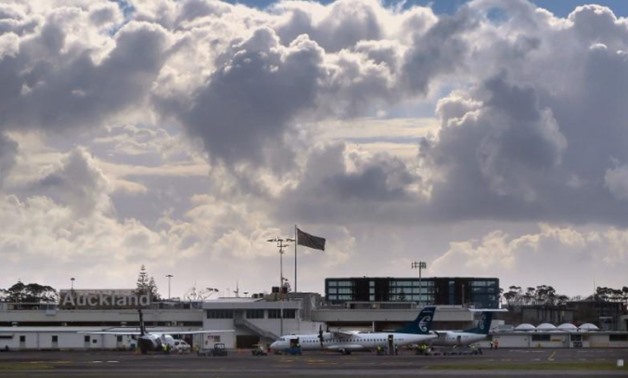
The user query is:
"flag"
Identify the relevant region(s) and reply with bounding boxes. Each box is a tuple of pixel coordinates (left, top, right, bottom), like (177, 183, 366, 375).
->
(297, 228, 326, 251)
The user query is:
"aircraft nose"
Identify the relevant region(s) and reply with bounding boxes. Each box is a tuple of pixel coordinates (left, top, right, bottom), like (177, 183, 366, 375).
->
(269, 341, 279, 350)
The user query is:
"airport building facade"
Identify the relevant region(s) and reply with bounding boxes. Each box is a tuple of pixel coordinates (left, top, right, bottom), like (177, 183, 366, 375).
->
(0, 279, 627, 351)
(325, 277, 500, 309)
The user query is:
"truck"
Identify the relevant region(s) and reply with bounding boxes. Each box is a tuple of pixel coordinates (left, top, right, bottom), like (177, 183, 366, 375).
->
(197, 343, 228, 357)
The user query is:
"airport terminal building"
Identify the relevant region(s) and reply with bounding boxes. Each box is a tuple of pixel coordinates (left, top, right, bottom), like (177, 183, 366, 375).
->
(325, 277, 500, 309)
(0, 277, 627, 351)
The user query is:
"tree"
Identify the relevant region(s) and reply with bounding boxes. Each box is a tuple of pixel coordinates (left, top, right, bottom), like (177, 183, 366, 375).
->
(135, 265, 160, 302)
(534, 285, 557, 305)
(503, 286, 523, 306)
(0, 281, 57, 306)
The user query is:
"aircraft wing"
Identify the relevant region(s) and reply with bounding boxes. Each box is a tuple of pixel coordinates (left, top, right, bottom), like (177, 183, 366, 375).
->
(468, 308, 509, 312)
(158, 329, 234, 335)
(328, 330, 357, 338)
(78, 330, 142, 335)
(78, 329, 233, 335)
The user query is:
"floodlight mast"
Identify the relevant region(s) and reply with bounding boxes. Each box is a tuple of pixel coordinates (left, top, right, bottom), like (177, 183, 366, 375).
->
(267, 237, 294, 336)
(411, 261, 427, 306)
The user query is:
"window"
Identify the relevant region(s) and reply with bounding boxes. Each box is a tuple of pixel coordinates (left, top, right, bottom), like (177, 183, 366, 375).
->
(246, 309, 264, 319)
(52, 335, 58, 343)
(283, 309, 296, 319)
(570, 334, 582, 342)
(531, 334, 550, 342)
(19, 336, 25, 342)
(84, 335, 90, 342)
(268, 309, 281, 319)
(610, 334, 628, 342)
(116, 336, 122, 342)
(206, 310, 234, 319)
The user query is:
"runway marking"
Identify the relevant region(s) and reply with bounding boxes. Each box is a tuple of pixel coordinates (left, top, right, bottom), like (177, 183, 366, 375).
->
(90, 360, 120, 363)
(547, 351, 556, 361)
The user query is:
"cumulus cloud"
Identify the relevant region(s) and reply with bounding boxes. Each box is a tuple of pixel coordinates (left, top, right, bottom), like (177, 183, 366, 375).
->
(0, 6, 169, 132)
(0, 133, 17, 187)
(1, 0, 628, 296)
(431, 223, 627, 295)
(24, 147, 111, 217)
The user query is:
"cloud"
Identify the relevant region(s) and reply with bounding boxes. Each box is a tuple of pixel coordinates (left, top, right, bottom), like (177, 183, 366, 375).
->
(0, 133, 17, 188)
(430, 223, 627, 296)
(0, 6, 169, 133)
(1, 0, 628, 297)
(177, 28, 323, 171)
(24, 147, 112, 217)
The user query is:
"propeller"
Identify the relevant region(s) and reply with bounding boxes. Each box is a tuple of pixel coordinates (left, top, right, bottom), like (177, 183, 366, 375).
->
(318, 325, 324, 348)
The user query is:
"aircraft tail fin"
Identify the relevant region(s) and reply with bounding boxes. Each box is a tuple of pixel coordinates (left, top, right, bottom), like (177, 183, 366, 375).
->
(395, 306, 435, 334)
(138, 309, 146, 336)
(464, 311, 493, 334)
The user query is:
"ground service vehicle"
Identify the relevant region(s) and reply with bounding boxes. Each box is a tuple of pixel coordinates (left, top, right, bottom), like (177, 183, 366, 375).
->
(251, 344, 268, 356)
(197, 343, 228, 357)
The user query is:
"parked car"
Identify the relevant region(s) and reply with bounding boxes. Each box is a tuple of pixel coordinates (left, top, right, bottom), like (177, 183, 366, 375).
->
(172, 339, 191, 353)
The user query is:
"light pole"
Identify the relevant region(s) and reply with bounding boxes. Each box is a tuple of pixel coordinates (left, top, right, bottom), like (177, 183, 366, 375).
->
(268, 237, 294, 336)
(70, 277, 75, 291)
(166, 274, 173, 299)
(411, 261, 427, 306)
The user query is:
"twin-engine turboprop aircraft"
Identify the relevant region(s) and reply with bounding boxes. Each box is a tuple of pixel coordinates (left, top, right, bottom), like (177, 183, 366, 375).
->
(430, 310, 495, 347)
(83, 309, 231, 354)
(270, 306, 437, 355)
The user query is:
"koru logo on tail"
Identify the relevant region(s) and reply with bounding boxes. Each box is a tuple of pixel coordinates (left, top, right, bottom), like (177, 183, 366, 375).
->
(419, 315, 432, 333)
(479, 314, 486, 330)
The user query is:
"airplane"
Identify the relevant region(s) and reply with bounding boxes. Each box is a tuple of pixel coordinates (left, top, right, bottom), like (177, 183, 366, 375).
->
(269, 306, 437, 355)
(429, 310, 494, 347)
(82, 309, 232, 354)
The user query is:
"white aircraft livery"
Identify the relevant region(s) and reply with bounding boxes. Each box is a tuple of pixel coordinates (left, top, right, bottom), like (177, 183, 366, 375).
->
(270, 306, 437, 355)
(431, 311, 493, 347)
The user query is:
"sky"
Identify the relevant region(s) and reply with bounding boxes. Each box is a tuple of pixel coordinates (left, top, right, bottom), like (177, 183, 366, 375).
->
(1, 0, 628, 301)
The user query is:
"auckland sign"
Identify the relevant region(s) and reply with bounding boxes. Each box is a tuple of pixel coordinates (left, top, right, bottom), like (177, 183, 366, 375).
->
(59, 290, 151, 309)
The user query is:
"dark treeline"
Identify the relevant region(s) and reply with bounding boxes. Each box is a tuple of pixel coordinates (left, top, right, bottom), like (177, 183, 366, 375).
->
(0, 281, 58, 303)
(501, 285, 628, 306)
(1, 266, 160, 304)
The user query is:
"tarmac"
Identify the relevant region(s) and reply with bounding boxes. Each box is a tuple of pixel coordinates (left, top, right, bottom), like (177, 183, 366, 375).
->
(0, 348, 627, 378)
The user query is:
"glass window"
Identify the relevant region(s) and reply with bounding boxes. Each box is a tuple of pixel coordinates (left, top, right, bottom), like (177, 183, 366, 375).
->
(206, 310, 234, 319)
(531, 334, 550, 341)
(246, 309, 264, 319)
(268, 309, 281, 319)
(610, 334, 628, 341)
(282, 309, 296, 319)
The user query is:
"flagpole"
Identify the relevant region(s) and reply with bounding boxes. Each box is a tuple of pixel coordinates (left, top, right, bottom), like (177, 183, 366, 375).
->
(294, 224, 298, 293)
